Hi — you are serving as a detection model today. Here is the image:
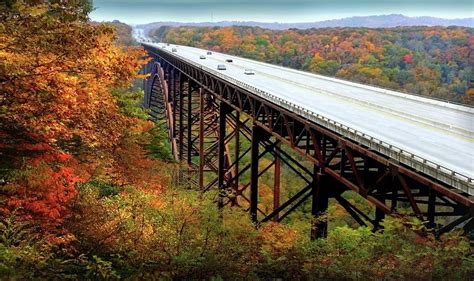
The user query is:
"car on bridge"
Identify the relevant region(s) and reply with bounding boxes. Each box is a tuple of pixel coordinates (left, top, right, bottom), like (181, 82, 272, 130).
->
(226, 59, 233, 62)
(172, 48, 177, 52)
(200, 55, 206, 59)
(217, 64, 227, 70)
(207, 51, 212, 55)
(244, 69, 255, 75)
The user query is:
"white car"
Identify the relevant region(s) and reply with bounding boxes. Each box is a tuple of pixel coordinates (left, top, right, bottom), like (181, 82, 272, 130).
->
(217, 64, 226, 70)
(200, 55, 206, 59)
(244, 69, 255, 75)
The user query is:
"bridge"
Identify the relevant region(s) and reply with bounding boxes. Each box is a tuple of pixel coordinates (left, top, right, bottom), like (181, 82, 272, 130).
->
(139, 38, 473, 238)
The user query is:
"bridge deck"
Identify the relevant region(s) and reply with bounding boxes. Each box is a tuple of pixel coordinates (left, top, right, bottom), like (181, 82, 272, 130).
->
(142, 41, 474, 195)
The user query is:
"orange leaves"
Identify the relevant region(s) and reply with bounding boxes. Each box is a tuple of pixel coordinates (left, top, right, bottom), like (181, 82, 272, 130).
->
(0, 4, 151, 233)
(259, 222, 299, 255)
(3, 141, 82, 229)
(1, 14, 147, 150)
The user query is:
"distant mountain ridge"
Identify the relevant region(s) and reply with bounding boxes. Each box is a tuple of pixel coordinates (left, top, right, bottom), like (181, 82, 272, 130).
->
(137, 14, 474, 31)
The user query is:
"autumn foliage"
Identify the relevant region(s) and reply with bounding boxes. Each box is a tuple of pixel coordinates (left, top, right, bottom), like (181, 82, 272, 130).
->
(153, 25, 474, 104)
(1, 8, 146, 149)
(1, 139, 80, 228)
(0, 1, 152, 232)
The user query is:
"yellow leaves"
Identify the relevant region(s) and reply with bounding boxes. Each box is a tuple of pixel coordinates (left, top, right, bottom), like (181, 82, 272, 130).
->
(137, 73, 150, 80)
(259, 222, 299, 254)
(26, 4, 49, 16)
(2, 11, 147, 150)
(366, 41, 376, 52)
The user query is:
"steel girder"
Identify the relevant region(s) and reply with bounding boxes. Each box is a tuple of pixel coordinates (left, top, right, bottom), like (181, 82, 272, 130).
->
(143, 46, 473, 238)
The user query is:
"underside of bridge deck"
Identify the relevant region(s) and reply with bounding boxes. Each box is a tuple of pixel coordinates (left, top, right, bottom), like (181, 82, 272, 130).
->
(143, 46, 473, 239)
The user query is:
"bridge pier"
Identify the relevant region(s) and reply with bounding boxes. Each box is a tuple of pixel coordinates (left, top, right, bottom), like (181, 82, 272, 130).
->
(198, 88, 205, 190)
(218, 103, 231, 209)
(250, 124, 260, 223)
(311, 171, 328, 239)
(273, 142, 281, 221)
(178, 77, 185, 160)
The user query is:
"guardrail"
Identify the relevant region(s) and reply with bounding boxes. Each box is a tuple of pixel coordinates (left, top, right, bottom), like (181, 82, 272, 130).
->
(145, 43, 474, 196)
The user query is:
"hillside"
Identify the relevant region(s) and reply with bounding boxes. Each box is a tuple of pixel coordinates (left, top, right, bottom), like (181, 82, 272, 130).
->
(138, 14, 474, 32)
(150, 25, 474, 104)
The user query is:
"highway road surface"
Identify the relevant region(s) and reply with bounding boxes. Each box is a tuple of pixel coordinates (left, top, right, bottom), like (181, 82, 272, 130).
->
(136, 32, 474, 195)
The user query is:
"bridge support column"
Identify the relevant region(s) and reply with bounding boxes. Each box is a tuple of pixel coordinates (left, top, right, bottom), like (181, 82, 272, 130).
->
(198, 88, 205, 190)
(186, 81, 195, 167)
(374, 182, 386, 230)
(167, 67, 173, 98)
(178, 77, 185, 160)
(172, 72, 178, 140)
(427, 188, 437, 229)
(250, 124, 262, 224)
(374, 201, 386, 231)
(273, 142, 281, 221)
(311, 170, 328, 239)
(233, 111, 240, 204)
(218, 103, 231, 209)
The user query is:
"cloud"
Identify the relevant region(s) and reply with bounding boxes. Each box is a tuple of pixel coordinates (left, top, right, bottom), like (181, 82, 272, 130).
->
(90, 0, 473, 24)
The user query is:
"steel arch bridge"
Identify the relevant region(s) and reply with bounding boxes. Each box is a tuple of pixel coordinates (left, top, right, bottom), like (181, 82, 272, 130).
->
(142, 44, 473, 239)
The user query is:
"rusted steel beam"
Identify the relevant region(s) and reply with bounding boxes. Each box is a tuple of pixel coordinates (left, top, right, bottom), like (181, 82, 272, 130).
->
(218, 103, 230, 209)
(311, 171, 328, 239)
(234, 112, 240, 202)
(260, 184, 313, 224)
(178, 77, 186, 160)
(334, 194, 368, 227)
(250, 124, 261, 224)
(186, 81, 194, 166)
(273, 142, 281, 221)
(199, 88, 205, 190)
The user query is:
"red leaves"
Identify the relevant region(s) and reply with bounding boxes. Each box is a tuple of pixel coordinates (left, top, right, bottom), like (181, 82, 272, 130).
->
(1, 137, 82, 230)
(403, 54, 413, 63)
(6, 162, 81, 229)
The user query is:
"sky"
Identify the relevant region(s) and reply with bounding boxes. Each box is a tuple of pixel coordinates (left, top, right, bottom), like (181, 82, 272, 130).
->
(90, 0, 474, 24)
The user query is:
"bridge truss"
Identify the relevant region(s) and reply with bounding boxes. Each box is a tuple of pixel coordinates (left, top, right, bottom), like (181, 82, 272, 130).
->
(143, 46, 473, 239)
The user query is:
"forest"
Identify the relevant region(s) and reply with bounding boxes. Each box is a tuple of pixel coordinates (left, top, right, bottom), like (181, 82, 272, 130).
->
(0, 1, 473, 280)
(151, 25, 474, 104)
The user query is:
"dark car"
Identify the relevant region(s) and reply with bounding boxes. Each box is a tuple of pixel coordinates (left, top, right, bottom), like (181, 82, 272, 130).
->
(226, 59, 233, 63)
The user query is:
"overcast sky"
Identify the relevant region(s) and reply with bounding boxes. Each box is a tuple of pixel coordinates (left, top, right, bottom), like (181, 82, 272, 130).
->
(90, 0, 474, 24)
